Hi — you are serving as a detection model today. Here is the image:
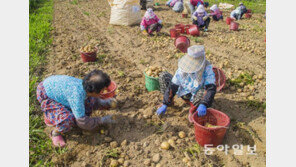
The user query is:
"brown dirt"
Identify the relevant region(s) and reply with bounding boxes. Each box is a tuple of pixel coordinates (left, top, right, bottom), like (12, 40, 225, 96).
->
(45, 0, 266, 166)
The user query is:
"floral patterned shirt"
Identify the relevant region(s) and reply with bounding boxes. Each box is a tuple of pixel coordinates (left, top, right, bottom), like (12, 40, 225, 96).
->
(43, 75, 86, 118)
(171, 64, 216, 102)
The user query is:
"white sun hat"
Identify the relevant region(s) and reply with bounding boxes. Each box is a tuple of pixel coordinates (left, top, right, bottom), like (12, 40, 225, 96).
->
(196, 5, 205, 13)
(178, 45, 206, 73)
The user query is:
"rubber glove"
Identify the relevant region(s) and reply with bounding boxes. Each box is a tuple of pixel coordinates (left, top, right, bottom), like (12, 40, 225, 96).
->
(196, 104, 207, 116)
(101, 115, 117, 124)
(192, 16, 198, 20)
(203, 15, 209, 21)
(99, 98, 116, 107)
(142, 30, 148, 35)
(156, 104, 167, 115)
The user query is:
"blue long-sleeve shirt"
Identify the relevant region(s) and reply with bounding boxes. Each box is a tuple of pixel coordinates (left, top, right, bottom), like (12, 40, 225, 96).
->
(43, 75, 87, 118)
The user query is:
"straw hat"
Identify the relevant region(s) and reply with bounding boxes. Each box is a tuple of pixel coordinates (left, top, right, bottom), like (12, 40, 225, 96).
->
(178, 45, 206, 73)
(196, 5, 205, 13)
(239, 2, 243, 6)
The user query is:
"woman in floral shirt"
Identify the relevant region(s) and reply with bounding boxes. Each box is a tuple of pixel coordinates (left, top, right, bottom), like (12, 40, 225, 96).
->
(156, 45, 217, 122)
(36, 70, 116, 147)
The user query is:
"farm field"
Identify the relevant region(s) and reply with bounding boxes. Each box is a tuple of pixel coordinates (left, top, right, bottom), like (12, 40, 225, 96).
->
(30, 0, 266, 166)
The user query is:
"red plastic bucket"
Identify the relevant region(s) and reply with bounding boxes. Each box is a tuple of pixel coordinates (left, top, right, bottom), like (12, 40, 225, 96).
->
(184, 24, 191, 34)
(230, 21, 239, 31)
(226, 17, 233, 25)
(245, 13, 252, 18)
(175, 28, 182, 34)
(188, 25, 200, 36)
(170, 28, 180, 39)
(175, 24, 185, 34)
(80, 48, 97, 62)
(212, 67, 226, 92)
(99, 81, 117, 99)
(182, 13, 188, 18)
(192, 108, 230, 147)
(174, 36, 190, 53)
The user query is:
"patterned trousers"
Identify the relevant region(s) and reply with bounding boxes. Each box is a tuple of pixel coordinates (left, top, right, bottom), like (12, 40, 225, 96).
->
(36, 82, 98, 133)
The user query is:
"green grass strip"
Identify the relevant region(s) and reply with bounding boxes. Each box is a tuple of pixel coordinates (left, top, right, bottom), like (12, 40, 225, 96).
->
(29, 0, 67, 166)
(206, 0, 266, 14)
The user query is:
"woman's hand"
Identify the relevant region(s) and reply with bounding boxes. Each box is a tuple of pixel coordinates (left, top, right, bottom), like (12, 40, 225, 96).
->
(192, 16, 198, 20)
(196, 104, 207, 116)
(99, 98, 117, 108)
(142, 30, 148, 35)
(203, 15, 209, 21)
(100, 115, 117, 124)
(156, 104, 168, 115)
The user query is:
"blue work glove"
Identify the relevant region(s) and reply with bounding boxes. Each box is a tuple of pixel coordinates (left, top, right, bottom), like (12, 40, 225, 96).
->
(156, 104, 168, 115)
(101, 115, 117, 124)
(197, 104, 207, 117)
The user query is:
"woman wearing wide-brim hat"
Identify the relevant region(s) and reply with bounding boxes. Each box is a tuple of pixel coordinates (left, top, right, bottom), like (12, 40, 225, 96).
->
(156, 45, 217, 122)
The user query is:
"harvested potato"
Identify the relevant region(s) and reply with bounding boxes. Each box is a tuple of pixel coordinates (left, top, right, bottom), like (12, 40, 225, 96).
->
(178, 131, 186, 139)
(101, 88, 109, 94)
(168, 139, 176, 147)
(160, 141, 170, 150)
(118, 158, 124, 164)
(145, 66, 163, 78)
(110, 100, 117, 109)
(110, 159, 118, 167)
(248, 96, 255, 100)
(80, 44, 96, 53)
(205, 122, 218, 128)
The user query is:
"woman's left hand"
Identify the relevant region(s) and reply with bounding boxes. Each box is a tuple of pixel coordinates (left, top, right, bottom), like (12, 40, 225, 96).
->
(196, 104, 207, 116)
(203, 16, 209, 21)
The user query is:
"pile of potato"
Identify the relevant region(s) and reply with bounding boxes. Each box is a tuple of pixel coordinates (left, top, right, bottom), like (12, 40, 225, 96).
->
(80, 44, 96, 53)
(205, 122, 218, 128)
(101, 88, 109, 94)
(145, 66, 163, 78)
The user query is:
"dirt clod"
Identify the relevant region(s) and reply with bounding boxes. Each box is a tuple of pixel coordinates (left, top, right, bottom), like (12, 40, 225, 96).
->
(118, 158, 124, 164)
(152, 153, 161, 163)
(104, 137, 112, 142)
(110, 141, 118, 148)
(121, 139, 128, 147)
(144, 159, 151, 166)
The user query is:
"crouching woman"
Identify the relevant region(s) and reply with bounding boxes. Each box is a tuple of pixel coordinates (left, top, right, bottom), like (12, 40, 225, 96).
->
(36, 70, 117, 147)
(156, 45, 217, 122)
(192, 5, 211, 32)
(140, 8, 163, 35)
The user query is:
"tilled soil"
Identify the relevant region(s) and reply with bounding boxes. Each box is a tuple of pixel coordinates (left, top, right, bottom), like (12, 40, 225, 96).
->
(45, 0, 266, 166)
